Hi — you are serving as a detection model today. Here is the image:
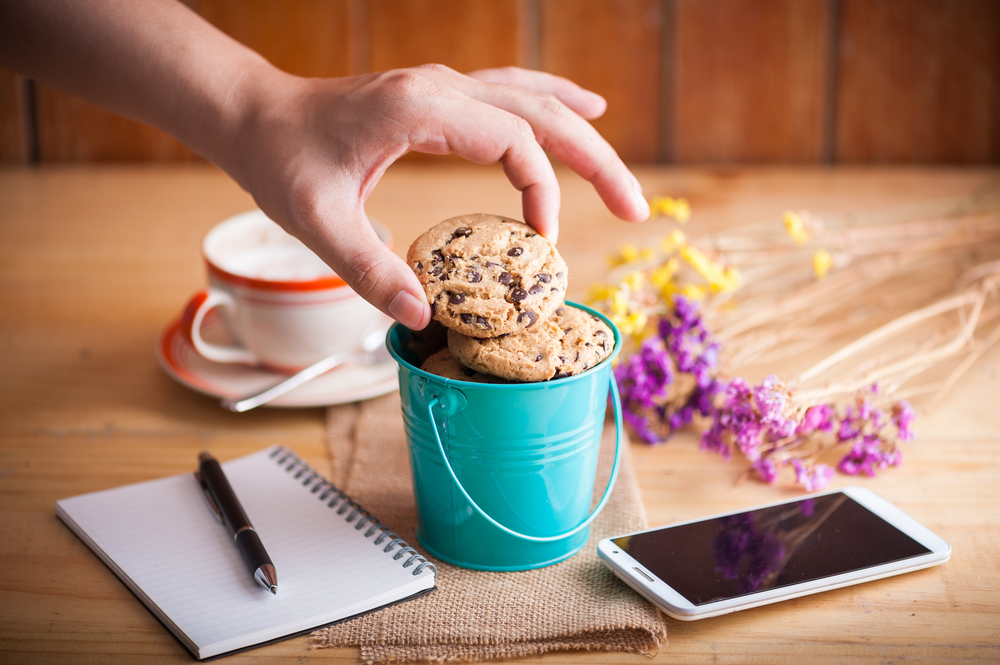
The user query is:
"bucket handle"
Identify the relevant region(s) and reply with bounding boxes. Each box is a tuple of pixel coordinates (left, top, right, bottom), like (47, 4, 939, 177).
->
(425, 376, 623, 543)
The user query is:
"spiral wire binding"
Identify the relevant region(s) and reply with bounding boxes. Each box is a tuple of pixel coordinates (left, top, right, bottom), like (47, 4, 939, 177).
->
(269, 446, 437, 577)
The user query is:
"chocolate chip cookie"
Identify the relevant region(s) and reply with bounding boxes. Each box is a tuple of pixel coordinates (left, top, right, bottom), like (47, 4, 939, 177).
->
(420, 347, 508, 383)
(407, 214, 568, 338)
(448, 305, 614, 382)
(407, 318, 449, 363)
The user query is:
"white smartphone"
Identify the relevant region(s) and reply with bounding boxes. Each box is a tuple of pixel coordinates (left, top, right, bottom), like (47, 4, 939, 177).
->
(598, 486, 950, 621)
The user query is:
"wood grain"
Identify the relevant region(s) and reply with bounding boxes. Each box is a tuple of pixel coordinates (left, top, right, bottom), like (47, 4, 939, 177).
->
(541, 0, 662, 164)
(0, 69, 29, 164)
(198, 0, 354, 78)
(673, 0, 830, 163)
(368, 0, 525, 72)
(34, 86, 197, 163)
(835, 0, 1000, 163)
(3, 164, 1000, 664)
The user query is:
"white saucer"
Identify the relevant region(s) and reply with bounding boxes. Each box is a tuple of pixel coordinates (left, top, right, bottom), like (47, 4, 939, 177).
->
(156, 311, 398, 407)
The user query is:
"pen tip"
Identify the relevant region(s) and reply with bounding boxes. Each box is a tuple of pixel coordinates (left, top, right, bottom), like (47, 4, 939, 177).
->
(269, 585, 278, 595)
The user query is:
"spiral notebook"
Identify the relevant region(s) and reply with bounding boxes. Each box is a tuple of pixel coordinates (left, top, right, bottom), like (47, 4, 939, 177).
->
(55, 446, 437, 660)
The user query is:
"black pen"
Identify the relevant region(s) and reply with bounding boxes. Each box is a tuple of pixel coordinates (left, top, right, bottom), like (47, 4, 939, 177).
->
(195, 452, 278, 594)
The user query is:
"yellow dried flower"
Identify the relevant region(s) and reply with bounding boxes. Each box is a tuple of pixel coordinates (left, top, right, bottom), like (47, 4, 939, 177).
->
(650, 258, 680, 288)
(660, 230, 687, 254)
(679, 246, 741, 293)
(784, 211, 809, 245)
(622, 271, 645, 291)
(650, 196, 692, 223)
(587, 283, 616, 303)
(660, 282, 707, 303)
(813, 249, 833, 279)
(612, 311, 649, 339)
(681, 284, 707, 301)
(611, 289, 630, 316)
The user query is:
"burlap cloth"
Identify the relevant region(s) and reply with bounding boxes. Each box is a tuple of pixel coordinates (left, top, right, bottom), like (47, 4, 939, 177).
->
(311, 392, 667, 663)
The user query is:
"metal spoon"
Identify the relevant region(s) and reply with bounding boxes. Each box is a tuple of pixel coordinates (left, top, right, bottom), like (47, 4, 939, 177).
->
(221, 327, 391, 412)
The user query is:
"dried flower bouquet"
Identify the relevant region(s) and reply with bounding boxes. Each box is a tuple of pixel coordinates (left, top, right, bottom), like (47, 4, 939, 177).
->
(590, 192, 1000, 490)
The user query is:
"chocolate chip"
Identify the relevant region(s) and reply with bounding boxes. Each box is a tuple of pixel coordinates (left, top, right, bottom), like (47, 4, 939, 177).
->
(462, 367, 476, 377)
(518, 311, 538, 327)
(550, 288, 559, 293)
(585, 342, 592, 347)
(582, 364, 589, 371)
(559, 356, 567, 363)
(449, 293, 466, 305)
(552, 371, 572, 380)
(470, 255, 478, 260)
(431, 267, 442, 276)
(507, 247, 523, 257)
(498, 271, 512, 285)
(453, 227, 472, 237)
(486, 261, 499, 268)
(439, 272, 449, 281)
(575, 352, 580, 361)
(563, 328, 573, 334)
(535, 273, 551, 283)
(526, 232, 537, 238)
(528, 284, 544, 295)
(600, 341, 607, 350)
(556, 272, 564, 278)
(416, 262, 423, 271)
(476, 316, 492, 329)
(535, 354, 543, 362)
(556, 307, 565, 315)
(510, 288, 528, 302)
(595, 330, 608, 337)
(461, 313, 473, 324)
(469, 270, 482, 283)
(430, 302, 437, 316)
(432, 249, 444, 263)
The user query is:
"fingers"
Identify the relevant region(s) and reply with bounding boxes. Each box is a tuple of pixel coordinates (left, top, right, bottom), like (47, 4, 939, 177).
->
(466, 67, 607, 120)
(289, 202, 431, 330)
(423, 66, 649, 224)
(404, 84, 561, 242)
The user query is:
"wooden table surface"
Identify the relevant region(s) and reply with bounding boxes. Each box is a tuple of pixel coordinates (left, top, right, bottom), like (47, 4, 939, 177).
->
(2, 164, 999, 664)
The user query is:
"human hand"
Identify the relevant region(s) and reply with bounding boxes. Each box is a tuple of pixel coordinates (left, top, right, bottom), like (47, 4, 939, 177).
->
(223, 64, 650, 330)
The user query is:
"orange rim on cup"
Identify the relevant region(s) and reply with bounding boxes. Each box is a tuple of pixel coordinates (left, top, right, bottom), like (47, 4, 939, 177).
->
(180, 210, 392, 373)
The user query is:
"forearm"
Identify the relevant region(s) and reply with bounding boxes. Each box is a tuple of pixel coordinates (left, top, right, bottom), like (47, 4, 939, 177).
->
(0, 0, 278, 174)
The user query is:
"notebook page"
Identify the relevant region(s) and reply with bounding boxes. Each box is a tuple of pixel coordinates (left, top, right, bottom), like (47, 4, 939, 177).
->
(56, 447, 435, 659)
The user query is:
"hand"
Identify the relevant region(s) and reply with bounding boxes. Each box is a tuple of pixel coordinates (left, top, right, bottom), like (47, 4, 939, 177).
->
(224, 64, 650, 330)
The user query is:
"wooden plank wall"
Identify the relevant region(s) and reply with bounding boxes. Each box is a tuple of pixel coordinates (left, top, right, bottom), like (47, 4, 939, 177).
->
(1, 0, 997, 165)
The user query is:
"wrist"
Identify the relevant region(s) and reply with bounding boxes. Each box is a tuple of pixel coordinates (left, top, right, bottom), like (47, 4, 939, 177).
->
(195, 57, 296, 188)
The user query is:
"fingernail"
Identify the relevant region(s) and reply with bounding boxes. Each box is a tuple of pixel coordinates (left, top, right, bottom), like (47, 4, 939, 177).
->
(388, 290, 428, 330)
(632, 175, 650, 215)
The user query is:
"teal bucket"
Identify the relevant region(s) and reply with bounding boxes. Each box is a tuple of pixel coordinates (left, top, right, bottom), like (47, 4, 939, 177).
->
(387, 302, 623, 571)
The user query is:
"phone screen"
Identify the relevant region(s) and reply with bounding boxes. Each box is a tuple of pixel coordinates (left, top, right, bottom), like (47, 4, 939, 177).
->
(612, 492, 931, 606)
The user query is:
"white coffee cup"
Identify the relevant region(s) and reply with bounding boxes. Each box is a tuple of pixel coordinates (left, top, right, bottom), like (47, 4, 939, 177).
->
(180, 210, 390, 371)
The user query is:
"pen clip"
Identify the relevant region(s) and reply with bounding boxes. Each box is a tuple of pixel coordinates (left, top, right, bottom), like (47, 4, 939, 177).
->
(194, 471, 225, 524)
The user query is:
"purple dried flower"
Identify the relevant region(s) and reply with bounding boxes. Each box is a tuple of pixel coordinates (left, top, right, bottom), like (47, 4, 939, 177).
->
(791, 459, 834, 491)
(617, 296, 723, 444)
(893, 401, 916, 441)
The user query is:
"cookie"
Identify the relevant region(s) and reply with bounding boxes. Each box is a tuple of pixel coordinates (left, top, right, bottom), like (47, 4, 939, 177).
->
(407, 318, 449, 363)
(448, 305, 614, 382)
(407, 214, 568, 338)
(420, 348, 508, 384)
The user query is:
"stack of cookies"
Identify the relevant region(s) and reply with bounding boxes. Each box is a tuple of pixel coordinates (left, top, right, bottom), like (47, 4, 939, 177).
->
(406, 214, 614, 383)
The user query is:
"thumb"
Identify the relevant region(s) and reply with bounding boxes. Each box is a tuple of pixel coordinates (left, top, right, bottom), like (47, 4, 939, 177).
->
(302, 208, 431, 330)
